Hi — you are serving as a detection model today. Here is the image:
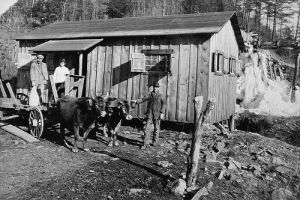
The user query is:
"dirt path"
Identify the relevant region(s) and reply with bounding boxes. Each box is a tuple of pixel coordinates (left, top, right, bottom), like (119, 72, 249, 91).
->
(0, 129, 109, 199)
(1, 123, 300, 200)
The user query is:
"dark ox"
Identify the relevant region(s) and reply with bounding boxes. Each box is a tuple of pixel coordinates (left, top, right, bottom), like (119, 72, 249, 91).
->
(100, 97, 133, 147)
(57, 96, 105, 152)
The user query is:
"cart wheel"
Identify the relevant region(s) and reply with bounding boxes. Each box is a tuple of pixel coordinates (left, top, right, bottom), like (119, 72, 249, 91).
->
(28, 107, 44, 138)
(16, 93, 29, 105)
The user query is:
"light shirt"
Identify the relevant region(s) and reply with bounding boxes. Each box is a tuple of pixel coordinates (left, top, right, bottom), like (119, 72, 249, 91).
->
(53, 66, 70, 83)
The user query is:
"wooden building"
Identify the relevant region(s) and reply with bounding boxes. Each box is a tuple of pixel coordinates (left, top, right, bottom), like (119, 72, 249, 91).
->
(16, 11, 244, 124)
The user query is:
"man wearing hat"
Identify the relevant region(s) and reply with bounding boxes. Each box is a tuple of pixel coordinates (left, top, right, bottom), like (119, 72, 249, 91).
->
(30, 54, 48, 103)
(133, 82, 165, 149)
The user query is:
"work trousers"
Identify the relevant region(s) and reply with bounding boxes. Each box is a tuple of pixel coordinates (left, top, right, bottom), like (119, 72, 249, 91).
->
(37, 84, 46, 103)
(143, 118, 161, 145)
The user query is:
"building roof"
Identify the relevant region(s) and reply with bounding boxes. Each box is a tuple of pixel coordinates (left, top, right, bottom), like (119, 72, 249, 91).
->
(16, 11, 244, 50)
(31, 39, 103, 52)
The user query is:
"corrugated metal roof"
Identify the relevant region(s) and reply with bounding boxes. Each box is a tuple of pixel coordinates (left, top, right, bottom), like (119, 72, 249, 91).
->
(31, 39, 103, 52)
(16, 11, 244, 51)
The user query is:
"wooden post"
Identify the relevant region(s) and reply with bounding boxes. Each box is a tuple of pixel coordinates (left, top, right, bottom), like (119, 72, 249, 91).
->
(77, 77, 85, 98)
(49, 75, 58, 102)
(187, 97, 215, 188)
(79, 53, 83, 76)
(229, 115, 235, 131)
(291, 53, 300, 103)
(65, 74, 70, 96)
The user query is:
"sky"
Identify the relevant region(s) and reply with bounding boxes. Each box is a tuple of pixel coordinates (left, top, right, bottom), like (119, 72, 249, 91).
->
(0, 0, 18, 16)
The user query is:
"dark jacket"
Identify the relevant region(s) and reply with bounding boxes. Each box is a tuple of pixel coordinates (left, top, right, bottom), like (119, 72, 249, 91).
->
(137, 91, 165, 120)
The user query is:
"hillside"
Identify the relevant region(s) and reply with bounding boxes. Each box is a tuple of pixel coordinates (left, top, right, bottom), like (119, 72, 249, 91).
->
(0, 0, 296, 41)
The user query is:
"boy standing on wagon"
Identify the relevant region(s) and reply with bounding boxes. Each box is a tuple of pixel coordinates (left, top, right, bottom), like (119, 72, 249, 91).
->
(133, 82, 165, 149)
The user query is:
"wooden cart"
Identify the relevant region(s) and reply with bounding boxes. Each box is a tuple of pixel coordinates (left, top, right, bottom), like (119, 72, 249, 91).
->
(0, 74, 85, 138)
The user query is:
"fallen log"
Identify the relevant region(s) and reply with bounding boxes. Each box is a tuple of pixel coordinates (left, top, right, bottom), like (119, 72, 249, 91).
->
(186, 97, 215, 188)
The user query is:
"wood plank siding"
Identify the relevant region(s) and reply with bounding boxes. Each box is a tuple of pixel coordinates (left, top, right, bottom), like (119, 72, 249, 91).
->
(17, 40, 45, 96)
(85, 36, 211, 123)
(208, 20, 239, 123)
(16, 19, 240, 124)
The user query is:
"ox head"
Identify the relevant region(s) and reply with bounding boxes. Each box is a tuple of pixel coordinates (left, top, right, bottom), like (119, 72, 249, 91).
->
(118, 99, 133, 121)
(106, 98, 133, 121)
(88, 93, 109, 118)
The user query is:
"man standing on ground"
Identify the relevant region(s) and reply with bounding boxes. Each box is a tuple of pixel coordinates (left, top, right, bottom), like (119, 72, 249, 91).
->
(30, 54, 48, 103)
(133, 82, 165, 149)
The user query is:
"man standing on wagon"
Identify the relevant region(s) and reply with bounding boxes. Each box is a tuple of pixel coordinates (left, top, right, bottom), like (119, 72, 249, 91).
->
(53, 58, 70, 97)
(133, 82, 165, 149)
(30, 54, 48, 103)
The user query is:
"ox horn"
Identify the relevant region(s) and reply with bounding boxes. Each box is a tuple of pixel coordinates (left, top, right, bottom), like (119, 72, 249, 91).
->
(90, 92, 95, 99)
(103, 92, 109, 100)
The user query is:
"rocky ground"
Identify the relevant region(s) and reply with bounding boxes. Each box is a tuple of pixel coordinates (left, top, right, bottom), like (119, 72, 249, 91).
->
(0, 117, 299, 200)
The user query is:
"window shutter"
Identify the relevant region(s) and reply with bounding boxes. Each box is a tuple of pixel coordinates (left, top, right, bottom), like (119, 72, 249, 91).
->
(223, 57, 229, 74)
(131, 53, 145, 72)
(232, 59, 236, 74)
(212, 52, 217, 72)
(218, 53, 224, 72)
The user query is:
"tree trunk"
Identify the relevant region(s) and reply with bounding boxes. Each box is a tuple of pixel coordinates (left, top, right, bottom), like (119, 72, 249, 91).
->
(186, 97, 215, 188)
(291, 53, 300, 103)
(258, 0, 262, 37)
(279, 18, 283, 39)
(266, 9, 269, 33)
(295, 1, 300, 41)
(272, 0, 277, 41)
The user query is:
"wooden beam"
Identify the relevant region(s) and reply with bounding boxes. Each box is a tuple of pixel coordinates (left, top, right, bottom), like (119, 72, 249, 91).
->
(77, 78, 85, 97)
(0, 115, 19, 121)
(291, 53, 299, 103)
(186, 97, 215, 188)
(6, 82, 17, 104)
(49, 75, 58, 102)
(0, 79, 7, 98)
(141, 49, 174, 55)
(79, 53, 83, 76)
(65, 74, 70, 96)
(0, 122, 39, 143)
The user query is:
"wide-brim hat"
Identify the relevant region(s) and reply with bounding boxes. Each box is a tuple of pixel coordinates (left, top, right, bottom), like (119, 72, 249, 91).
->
(37, 54, 44, 59)
(153, 82, 160, 88)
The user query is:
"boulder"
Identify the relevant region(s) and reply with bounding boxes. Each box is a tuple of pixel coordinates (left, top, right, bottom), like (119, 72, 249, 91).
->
(123, 131, 131, 135)
(169, 179, 187, 196)
(191, 181, 213, 200)
(167, 140, 176, 145)
(212, 141, 226, 153)
(271, 188, 296, 200)
(275, 166, 294, 175)
(180, 172, 186, 179)
(272, 157, 285, 166)
(157, 161, 173, 168)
